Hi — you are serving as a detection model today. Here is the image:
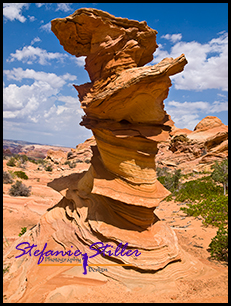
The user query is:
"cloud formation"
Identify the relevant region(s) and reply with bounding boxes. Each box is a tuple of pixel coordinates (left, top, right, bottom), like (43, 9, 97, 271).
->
(55, 3, 73, 12)
(7, 45, 67, 65)
(3, 68, 77, 120)
(161, 33, 182, 43)
(3, 3, 30, 22)
(166, 100, 228, 130)
(3, 67, 90, 146)
(153, 32, 228, 91)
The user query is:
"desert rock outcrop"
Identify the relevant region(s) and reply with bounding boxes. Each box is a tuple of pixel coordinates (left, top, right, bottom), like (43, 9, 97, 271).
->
(156, 116, 228, 170)
(4, 8, 212, 302)
(50, 7, 188, 271)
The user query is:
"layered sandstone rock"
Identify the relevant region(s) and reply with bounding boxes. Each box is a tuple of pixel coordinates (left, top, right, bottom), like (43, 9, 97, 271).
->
(51, 8, 158, 83)
(4, 9, 209, 302)
(46, 149, 67, 164)
(156, 116, 228, 170)
(188, 116, 228, 163)
(49, 8, 188, 270)
(67, 136, 96, 163)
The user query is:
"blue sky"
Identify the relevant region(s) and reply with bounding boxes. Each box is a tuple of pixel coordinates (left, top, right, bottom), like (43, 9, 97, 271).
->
(3, 3, 228, 147)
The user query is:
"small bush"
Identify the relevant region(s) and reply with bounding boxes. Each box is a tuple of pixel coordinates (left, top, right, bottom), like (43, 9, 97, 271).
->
(3, 171, 13, 184)
(6, 157, 16, 167)
(180, 195, 228, 227)
(157, 168, 181, 193)
(45, 165, 53, 172)
(20, 154, 28, 163)
(28, 158, 37, 164)
(13, 171, 28, 180)
(9, 180, 31, 197)
(209, 225, 228, 262)
(176, 176, 223, 203)
(3, 265, 10, 275)
(18, 227, 27, 237)
(177, 175, 228, 262)
(211, 159, 228, 195)
(64, 160, 76, 168)
(28, 158, 46, 165)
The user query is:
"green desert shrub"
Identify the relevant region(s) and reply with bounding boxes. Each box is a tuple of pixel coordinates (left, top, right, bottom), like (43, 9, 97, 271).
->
(45, 165, 53, 172)
(20, 154, 28, 163)
(28, 158, 46, 165)
(211, 159, 228, 195)
(18, 227, 27, 237)
(13, 171, 28, 180)
(176, 176, 223, 203)
(177, 175, 228, 262)
(64, 160, 76, 168)
(6, 157, 16, 167)
(3, 171, 13, 184)
(157, 168, 182, 193)
(209, 225, 228, 262)
(9, 180, 31, 197)
(180, 194, 227, 227)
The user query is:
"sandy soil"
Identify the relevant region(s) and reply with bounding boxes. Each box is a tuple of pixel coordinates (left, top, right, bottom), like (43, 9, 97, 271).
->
(3, 158, 228, 303)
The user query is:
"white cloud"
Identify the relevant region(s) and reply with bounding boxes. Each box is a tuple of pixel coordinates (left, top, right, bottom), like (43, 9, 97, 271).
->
(7, 45, 67, 65)
(39, 22, 51, 33)
(3, 66, 83, 142)
(35, 3, 45, 8)
(217, 93, 227, 99)
(153, 32, 228, 91)
(166, 100, 228, 130)
(7, 44, 87, 67)
(161, 33, 182, 43)
(3, 68, 77, 89)
(31, 37, 41, 45)
(73, 56, 86, 67)
(56, 3, 72, 12)
(57, 95, 80, 105)
(3, 81, 56, 120)
(209, 101, 228, 113)
(28, 15, 36, 22)
(3, 3, 29, 22)
(62, 73, 77, 82)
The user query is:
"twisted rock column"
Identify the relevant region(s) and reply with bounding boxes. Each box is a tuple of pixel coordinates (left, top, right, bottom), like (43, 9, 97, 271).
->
(3, 11, 211, 303)
(51, 8, 188, 272)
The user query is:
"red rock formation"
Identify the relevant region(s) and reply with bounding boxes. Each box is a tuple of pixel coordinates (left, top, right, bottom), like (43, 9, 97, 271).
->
(46, 149, 67, 164)
(193, 116, 224, 132)
(50, 9, 188, 272)
(156, 116, 228, 170)
(188, 116, 228, 163)
(4, 9, 208, 302)
(51, 8, 158, 83)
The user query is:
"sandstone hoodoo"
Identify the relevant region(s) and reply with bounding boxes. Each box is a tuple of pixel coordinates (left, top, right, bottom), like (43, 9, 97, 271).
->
(50, 7, 188, 271)
(4, 9, 211, 302)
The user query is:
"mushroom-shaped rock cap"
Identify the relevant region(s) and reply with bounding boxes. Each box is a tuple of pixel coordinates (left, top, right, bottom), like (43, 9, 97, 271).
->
(51, 8, 158, 82)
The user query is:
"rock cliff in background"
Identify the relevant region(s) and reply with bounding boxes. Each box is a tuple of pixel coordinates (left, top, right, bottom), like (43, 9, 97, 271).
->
(4, 8, 209, 302)
(156, 116, 228, 169)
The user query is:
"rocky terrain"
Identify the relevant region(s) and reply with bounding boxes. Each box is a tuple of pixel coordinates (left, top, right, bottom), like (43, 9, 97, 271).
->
(3, 121, 228, 303)
(3, 139, 71, 160)
(156, 115, 228, 172)
(3, 7, 228, 304)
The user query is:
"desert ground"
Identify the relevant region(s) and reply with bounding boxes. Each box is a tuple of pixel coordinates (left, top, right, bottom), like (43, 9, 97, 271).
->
(3, 146, 228, 303)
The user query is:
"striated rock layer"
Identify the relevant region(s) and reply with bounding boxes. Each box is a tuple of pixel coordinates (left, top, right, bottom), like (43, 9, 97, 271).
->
(50, 7, 188, 270)
(3, 8, 210, 302)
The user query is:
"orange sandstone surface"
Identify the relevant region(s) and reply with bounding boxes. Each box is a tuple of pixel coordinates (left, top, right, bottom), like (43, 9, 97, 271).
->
(3, 8, 227, 303)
